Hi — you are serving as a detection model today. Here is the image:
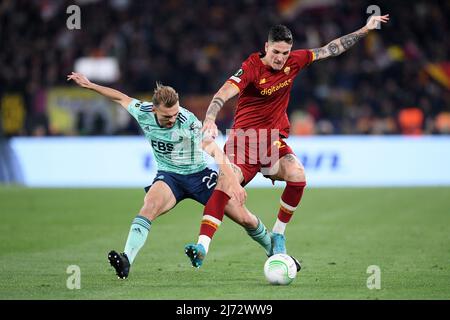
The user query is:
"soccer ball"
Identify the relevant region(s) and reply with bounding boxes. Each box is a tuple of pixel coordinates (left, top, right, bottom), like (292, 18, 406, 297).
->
(263, 254, 297, 285)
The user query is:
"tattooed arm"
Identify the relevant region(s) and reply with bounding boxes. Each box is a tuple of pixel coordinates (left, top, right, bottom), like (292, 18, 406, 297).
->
(310, 14, 389, 62)
(202, 81, 240, 138)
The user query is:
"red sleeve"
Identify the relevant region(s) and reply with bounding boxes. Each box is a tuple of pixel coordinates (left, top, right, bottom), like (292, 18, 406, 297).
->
(226, 62, 256, 92)
(290, 49, 313, 69)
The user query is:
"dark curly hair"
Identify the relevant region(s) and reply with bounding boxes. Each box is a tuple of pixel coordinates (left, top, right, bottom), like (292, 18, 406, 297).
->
(268, 25, 293, 44)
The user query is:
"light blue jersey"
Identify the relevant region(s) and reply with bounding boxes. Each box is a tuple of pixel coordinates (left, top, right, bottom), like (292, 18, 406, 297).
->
(127, 99, 207, 175)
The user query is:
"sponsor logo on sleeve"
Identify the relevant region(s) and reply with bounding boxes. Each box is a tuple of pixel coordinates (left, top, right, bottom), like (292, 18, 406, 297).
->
(230, 68, 244, 83)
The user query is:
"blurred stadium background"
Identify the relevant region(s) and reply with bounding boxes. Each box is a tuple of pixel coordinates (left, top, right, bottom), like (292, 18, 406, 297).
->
(1, 0, 450, 138)
(0, 0, 449, 300)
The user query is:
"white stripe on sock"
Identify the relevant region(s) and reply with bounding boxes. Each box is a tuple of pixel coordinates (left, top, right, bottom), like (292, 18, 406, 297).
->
(280, 198, 297, 212)
(203, 214, 222, 226)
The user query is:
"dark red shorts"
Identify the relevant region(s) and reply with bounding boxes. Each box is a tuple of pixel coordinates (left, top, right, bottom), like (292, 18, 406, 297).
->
(224, 132, 294, 186)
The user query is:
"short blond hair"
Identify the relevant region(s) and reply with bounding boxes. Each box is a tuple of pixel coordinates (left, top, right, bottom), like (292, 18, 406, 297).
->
(152, 83, 179, 108)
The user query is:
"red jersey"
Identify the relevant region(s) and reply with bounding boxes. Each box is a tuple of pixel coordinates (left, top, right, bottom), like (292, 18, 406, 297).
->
(227, 49, 313, 138)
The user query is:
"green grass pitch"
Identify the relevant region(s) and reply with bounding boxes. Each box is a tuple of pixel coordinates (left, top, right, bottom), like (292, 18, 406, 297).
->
(0, 186, 449, 299)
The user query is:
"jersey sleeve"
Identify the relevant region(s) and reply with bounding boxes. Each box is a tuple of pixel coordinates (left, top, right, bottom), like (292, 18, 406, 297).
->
(226, 61, 256, 92)
(291, 49, 313, 69)
(126, 98, 153, 120)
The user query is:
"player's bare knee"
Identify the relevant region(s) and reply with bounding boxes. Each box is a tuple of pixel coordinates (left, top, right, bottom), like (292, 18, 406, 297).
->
(285, 166, 305, 182)
(280, 157, 305, 182)
(140, 199, 163, 220)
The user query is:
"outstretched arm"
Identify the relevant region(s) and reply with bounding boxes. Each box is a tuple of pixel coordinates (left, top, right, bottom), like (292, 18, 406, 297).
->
(67, 72, 133, 108)
(310, 14, 389, 62)
(202, 81, 240, 138)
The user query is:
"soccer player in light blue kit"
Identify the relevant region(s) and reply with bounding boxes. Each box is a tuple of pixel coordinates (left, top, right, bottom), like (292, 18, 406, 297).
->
(68, 72, 274, 279)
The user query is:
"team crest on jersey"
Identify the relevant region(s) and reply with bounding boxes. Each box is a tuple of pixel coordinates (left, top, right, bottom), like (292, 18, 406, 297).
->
(273, 140, 286, 149)
(284, 66, 291, 75)
(259, 78, 266, 84)
(189, 122, 200, 132)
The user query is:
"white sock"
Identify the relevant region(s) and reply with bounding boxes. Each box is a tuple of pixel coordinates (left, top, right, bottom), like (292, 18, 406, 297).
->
(272, 219, 287, 235)
(197, 235, 211, 254)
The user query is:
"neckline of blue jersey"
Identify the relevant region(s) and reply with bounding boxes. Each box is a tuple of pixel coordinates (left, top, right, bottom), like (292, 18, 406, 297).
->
(154, 113, 174, 129)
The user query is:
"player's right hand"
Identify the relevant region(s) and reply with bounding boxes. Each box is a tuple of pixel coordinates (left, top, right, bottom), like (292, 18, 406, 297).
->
(67, 72, 92, 89)
(202, 118, 219, 139)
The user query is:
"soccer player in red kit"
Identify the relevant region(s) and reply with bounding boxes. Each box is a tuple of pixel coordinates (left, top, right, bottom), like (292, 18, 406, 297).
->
(185, 14, 389, 268)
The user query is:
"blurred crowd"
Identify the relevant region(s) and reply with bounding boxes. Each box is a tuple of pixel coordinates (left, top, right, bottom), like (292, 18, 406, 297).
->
(0, 0, 449, 136)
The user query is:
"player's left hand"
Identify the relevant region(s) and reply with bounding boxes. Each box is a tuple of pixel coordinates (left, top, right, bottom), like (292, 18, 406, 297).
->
(366, 14, 390, 30)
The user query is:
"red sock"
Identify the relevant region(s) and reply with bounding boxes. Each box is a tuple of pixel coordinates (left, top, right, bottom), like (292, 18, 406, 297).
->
(200, 190, 230, 238)
(277, 181, 306, 223)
